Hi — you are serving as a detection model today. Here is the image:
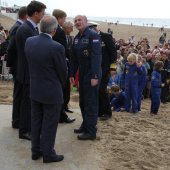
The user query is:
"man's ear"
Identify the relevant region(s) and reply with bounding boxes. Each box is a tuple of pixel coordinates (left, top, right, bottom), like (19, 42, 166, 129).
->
(51, 29, 56, 36)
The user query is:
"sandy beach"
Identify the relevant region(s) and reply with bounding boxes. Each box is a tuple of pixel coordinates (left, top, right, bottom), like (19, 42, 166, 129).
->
(1, 13, 170, 48)
(1, 14, 170, 170)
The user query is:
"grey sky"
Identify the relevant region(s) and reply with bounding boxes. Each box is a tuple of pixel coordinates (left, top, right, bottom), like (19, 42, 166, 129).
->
(3, 0, 170, 18)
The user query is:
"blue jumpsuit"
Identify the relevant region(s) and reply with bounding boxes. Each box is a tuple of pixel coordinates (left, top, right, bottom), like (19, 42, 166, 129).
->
(110, 91, 126, 112)
(70, 27, 102, 137)
(123, 63, 143, 113)
(150, 70, 162, 114)
(137, 64, 147, 111)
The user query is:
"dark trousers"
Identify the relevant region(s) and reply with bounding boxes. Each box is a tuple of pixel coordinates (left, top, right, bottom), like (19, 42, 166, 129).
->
(98, 72, 111, 116)
(79, 81, 99, 137)
(150, 88, 161, 114)
(12, 76, 22, 127)
(59, 75, 70, 122)
(19, 84, 31, 135)
(63, 75, 70, 110)
(31, 100, 61, 156)
(161, 85, 169, 103)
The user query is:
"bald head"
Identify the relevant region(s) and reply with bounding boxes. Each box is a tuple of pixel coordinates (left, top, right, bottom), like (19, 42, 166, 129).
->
(40, 15, 58, 34)
(74, 15, 88, 33)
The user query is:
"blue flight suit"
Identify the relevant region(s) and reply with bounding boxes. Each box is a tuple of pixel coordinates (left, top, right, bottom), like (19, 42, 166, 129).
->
(150, 70, 162, 114)
(123, 63, 143, 113)
(137, 64, 147, 111)
(110, 91, 126, 112)
(70, 27, 102, 137)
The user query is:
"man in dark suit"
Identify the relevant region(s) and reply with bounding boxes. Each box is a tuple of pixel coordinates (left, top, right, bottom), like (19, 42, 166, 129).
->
(6, 6, 27, 129)
(88, 22, 117, 120)
(52, 9, 75, 123)
(62, 21, 74, 112)
(25, 15, 67, 163)
(15, 1, 46, 140)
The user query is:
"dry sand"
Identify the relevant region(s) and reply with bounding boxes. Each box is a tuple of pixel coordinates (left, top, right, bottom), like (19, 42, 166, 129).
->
(1, 81, 170, 170)
(1, 13, 170, 47)
(1, 14, 170, 170)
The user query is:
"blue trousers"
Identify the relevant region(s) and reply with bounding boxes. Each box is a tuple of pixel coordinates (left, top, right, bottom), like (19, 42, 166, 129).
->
(79, 81, 99, 137)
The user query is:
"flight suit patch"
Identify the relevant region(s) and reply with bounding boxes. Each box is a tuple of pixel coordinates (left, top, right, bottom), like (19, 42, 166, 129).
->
(83, 49, 89, 56)
(74, 39, 78, 44)
(81, 39, 89, 43)
(101, 41, 105, 46)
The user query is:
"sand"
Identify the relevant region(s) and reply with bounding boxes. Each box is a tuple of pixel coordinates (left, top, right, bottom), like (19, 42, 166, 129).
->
(1, 14, 170, 170)
(1, 80, 170, 170)
(1, 12, 169, 48)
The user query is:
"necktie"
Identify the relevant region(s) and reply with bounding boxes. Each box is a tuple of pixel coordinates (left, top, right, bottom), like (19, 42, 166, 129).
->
(67, 35, 71, 49)
(35, 27, 39, 34)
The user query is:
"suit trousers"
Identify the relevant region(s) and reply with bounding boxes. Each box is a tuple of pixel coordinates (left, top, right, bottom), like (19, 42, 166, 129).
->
(19, 84, 31, 134)
(12, 76, 22, 127)
(31, 100, 61, 156)
(63, 75, 71, 110)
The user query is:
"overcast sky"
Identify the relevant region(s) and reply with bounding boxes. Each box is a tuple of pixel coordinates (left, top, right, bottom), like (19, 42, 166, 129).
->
(5, 0, 170, 19)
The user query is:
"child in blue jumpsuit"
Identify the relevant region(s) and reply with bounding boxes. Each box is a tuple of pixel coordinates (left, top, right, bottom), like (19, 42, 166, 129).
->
(150, 61, 164, 115)
(137, 55, 147, 111)
(122, 53, 143, 113)
(110, 85, 126, 112)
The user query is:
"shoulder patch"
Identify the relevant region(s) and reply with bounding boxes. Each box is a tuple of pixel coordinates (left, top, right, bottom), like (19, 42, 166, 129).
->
(93, 39, 99, 43)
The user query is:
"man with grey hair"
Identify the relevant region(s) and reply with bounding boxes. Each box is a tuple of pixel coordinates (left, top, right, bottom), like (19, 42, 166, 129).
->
(62, 21, 74, 113)
(25, 15, 67, 163)
(70, 15, 102, 140)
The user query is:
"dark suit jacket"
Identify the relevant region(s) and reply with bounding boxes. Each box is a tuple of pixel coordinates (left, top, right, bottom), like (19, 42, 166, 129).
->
(7, 21, 22, 76)
(100, 32, 117, 74)
(25, 33, 67, 104)
(16, 20, 38, 84)
(52, 25, 67, 50)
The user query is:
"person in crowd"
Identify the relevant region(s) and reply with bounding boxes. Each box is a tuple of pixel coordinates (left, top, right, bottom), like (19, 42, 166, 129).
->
(6, 6, 27, 129)
(88, 21, 117, 120)
(25, 15, 67, 163)
(116, 50, 124, 76)
(122, 53, 143, 113)
(110, 85, 126, 112)
(52, 9, 75, 123)
(70, 15, 102, 140)
(107, 67, 121, 87)
(150, 61, 164, 115)
(160, 51, 169, 103)
(137, 55, 147, 111)
(0, 26, 7, 40)
(15, 1, 46, 140)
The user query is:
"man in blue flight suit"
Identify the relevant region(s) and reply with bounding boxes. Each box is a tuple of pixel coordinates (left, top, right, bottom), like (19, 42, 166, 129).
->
(70, 15, 102, 140)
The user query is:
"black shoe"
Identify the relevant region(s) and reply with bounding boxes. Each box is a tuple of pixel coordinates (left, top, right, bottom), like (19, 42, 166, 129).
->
(74, 127, 84, 134)
(99, 114, 112, 121)
(43, 155, 64, 163)
(77, 133, 96, 140)
(19, 132, 31, 140)
(12, 124, 19, 129)
(12, 121, 19, 129)
(65, 108, 74, 113)
(63, 117, 75, 123)
(32, 152, 43, 160)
